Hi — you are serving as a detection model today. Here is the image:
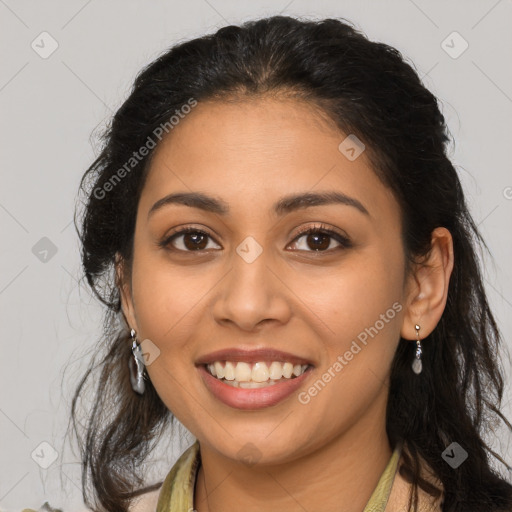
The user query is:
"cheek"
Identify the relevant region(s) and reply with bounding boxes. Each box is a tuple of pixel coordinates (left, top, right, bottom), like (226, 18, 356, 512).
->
(301, 252, 405, 413)
(299, 250, 405, 345)
(294, 256, 404, 432)
(129, 250, 207, 420)
(129, 245, 207, 353)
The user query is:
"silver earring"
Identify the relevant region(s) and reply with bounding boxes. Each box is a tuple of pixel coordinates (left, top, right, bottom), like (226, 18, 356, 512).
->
(129, 328, 146, 394)
(412, 324, 423, 375)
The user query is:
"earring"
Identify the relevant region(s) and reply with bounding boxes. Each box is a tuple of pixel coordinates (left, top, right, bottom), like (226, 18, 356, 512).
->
(128, 328, 146, 394)
(412, 324, 423, 375)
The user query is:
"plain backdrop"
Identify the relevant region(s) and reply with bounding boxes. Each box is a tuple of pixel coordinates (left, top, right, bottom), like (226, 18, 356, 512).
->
(1, 0, 511, 509)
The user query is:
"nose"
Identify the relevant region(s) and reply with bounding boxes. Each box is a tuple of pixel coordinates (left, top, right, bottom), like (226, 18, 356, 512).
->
(211, 248, 292, 332)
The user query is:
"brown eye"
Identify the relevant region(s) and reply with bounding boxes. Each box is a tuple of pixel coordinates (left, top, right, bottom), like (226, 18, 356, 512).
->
(289, 226, 352, 253)
(304, 232, 331, 251)
(182, 232, 208, 250)
(160, 229, 221, 252)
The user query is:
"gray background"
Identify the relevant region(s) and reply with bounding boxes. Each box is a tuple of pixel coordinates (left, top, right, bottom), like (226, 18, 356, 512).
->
(1, 0, 511, 509)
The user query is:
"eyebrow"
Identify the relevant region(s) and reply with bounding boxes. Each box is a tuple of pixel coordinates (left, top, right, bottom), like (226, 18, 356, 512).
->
(147, 190, 369, 219)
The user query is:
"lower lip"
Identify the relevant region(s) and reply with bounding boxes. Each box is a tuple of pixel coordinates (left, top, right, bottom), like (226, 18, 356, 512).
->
(197, 365, 314, 410)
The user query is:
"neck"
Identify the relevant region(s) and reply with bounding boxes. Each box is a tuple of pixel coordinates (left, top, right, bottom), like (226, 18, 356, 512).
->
(193, 392, 393, 512)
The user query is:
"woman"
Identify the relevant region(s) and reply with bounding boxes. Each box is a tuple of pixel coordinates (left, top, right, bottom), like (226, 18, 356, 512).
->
(32, 14, 512, 512)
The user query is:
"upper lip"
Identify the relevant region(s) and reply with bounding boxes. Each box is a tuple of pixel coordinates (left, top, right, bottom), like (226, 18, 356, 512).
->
(195, 347, 315, 367)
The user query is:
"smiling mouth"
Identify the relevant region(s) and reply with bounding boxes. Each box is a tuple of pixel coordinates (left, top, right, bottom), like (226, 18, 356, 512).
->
(204, 360, 312, 388)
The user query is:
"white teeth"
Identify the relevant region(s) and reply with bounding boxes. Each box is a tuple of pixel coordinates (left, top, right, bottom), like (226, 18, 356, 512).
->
(282, 362, 293, 378)
(235, 362, 252, 382)
(214, 362, 224, 379)
(239, 380, 276, 389)
(205, 360, 310, 383)
(269, 361, 283, 380)
(251, 362, 270, 382)
(224, 361, 236, 381)
(292, 364, 302, 377)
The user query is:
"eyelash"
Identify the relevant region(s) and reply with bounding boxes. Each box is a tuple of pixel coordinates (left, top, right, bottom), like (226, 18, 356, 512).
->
(158, 223, 352, 254)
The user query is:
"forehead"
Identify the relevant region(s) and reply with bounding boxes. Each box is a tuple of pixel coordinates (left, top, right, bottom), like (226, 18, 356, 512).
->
(139, 97, 398, 222)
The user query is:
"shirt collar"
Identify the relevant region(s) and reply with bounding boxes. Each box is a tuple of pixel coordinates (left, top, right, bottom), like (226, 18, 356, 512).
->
(156, 440, 403, 512)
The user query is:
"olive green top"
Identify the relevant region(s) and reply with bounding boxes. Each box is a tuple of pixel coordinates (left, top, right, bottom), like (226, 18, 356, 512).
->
(156, 440, 403, 511)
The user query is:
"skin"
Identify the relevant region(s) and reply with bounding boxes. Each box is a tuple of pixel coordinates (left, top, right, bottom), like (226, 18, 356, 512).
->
(118, 96, 454, 511)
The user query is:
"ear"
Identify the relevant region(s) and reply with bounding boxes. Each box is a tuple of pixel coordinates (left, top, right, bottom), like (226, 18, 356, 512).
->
(400, 227, 454, 340)
(115, 252, 138, 333)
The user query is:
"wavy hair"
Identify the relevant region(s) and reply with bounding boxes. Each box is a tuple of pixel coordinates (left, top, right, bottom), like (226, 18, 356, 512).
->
(70, 15, 512, 511)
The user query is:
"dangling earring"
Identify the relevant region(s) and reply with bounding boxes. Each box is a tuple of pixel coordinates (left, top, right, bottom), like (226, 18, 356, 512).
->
(129, 328, 146, 394)
(412, 324, 423, 375)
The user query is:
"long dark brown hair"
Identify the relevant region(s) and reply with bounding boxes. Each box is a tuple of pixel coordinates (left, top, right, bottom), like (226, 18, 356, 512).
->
(69, 15, 512, 511)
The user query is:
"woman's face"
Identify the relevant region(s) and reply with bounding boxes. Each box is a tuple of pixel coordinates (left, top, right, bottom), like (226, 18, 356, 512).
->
(120, 97, 413, 464)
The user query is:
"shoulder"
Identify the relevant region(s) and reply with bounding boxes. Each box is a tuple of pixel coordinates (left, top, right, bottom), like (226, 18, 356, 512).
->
(128, 487, 162, 512)
(19, 487, 162, 512)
